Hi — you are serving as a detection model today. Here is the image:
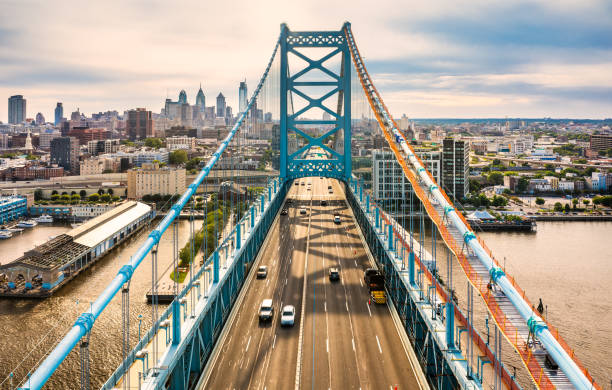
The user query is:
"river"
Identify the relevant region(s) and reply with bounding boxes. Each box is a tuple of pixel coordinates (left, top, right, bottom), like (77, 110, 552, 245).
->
(479, 221, 612, 387)
(0, 220, 191, 389)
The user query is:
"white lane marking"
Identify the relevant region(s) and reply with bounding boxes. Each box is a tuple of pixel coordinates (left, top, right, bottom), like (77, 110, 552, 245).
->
(285, 278, 287, 285)
(352, 338, 355, 351)
(376, 335, 382, 354)
(245, 335, 251, 352)
(326, 338, 329, 353)
(345, 301, 349, 312)
(367, 303, 372, 317)
(359, 278, 363, 287)
(266, 279, 269, 287)
(354, 260, 357, 266)
(272, 334, 277, 349)
(324, 301, 327, 312)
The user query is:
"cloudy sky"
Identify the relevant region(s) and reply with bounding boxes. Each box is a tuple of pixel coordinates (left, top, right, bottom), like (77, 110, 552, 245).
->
(1, 0, 611, 121)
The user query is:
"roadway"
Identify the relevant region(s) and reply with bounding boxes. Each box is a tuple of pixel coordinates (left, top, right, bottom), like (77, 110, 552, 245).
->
(198, 175, 425, 389)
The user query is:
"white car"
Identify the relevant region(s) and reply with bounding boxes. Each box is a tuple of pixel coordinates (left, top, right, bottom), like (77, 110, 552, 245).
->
(280, 305, 295, 326)
(334, 215, 341, 224)
(300, 208, 307, 215)
(259, 299, 274, 322)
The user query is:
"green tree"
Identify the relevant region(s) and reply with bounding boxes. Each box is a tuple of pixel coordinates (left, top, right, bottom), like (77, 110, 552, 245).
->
(491, 195, 508, 207)
(60, 194, 71, 202)
(34, 189, 43, 201)
(144, 137, 164, 149)
(517, 177, 529, 192)
(488, 172, 504, 186)
(80, 190, 87, 198)
(71, 194, 80, 201)
(107, 188, 114, 196)
(98, 188, 105, 195)
(51, 189, 58, 196)
(554, 202, 563, 212)
(572, 198, 578, 209)
(100, 193, 111, 203)
(51, 194, 60, 202)
(583, 199, 590, 208)
(535, 197, 545, 206)
(111, 196, 121, 203)
(88, 193, 100, 202)
(169, 150, 188, 165)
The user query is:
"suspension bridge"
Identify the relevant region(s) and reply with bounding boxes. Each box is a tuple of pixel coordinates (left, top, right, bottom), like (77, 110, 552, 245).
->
(10, 22, 600, 390)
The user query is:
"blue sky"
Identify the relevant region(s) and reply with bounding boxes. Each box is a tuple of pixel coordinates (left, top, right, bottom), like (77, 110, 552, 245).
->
(0, 0, 611, 121)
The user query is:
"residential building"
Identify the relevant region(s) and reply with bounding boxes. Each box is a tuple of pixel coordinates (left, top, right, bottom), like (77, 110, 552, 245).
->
(67, 127, 110, 145)
(39, 131, 61, 149)
(544, 176, 559, 190)
(559, 180, 575, 192)
(127, 162, 186, 199)
(126, 108, 153, 140)
(54, 102, 64, 126)
(87, 139, 121, 155)
(50, 136, 80, 173)
(8, 95, 26, 124)
(166, 136, 196, 151)
(503, 175, 519, 192)
(372, 148, 441, 203)
(132, 149, 169, 166)
(442, 138, 469, 200)
(80, 156, 119, 175)
(590, 134, 612, 152)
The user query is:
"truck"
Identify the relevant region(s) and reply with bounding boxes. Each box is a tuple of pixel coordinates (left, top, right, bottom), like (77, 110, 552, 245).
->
(365, 270, 386, 304)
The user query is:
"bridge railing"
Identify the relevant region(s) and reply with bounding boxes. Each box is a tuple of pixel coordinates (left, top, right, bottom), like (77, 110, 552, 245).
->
(19, 35, 282, 390)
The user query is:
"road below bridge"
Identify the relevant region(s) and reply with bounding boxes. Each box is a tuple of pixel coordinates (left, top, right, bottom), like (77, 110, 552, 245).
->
(198, 177, 426, 390)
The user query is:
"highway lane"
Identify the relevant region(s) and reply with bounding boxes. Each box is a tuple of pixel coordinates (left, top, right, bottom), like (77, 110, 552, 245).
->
(200, 178, 310, 389)
(198, 176, 424, 389)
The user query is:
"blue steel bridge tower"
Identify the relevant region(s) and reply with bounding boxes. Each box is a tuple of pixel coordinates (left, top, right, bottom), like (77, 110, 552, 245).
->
(280, 23, 352, 181)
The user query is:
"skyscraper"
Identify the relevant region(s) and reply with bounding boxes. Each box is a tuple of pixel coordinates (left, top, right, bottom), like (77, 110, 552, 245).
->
(239, 81, 248, 113)
(54, 102, 63, 125)
(178, 90, 187, 104)
(196, 84, 205, 112)
(35, 113, 45, 125)
(8, 95, 26, 124)
(442, 138, 470, 201)
(126, 108, 153, 140)
(216, 93, 226, 117)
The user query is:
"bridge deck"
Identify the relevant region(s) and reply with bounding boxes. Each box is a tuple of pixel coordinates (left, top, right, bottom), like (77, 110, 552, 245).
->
(198, 177, 426, 389)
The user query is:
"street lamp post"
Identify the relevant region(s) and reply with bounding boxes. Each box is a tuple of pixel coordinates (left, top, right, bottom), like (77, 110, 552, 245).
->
(138, 314, 143, 341)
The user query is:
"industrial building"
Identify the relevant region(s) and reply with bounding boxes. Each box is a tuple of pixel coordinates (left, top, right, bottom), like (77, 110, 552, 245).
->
(0, 201, 154, 297)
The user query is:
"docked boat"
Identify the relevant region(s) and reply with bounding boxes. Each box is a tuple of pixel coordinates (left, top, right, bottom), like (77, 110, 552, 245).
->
(34, 214, 53, 223)
(17, 220, 38, 228)
(0, 231, 12, 239)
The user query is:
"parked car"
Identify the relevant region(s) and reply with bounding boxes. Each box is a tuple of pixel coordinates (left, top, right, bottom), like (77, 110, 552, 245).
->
(280, 305, 296, 326)
(300, 208, 307, 215)
(257, 266, 268, 279)
(281, 208, 288, 215)
(334, 214, 341, 224)
(321, 200, 327, 206)
(364, 268, 380, 284)
(259, 299, 274, 322)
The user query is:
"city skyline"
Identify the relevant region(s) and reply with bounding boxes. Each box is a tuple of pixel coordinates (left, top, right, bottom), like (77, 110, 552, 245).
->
(0, 0, 611, 122)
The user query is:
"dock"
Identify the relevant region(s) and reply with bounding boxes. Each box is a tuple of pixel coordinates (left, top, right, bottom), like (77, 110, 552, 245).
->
(0, 201, 155, 298)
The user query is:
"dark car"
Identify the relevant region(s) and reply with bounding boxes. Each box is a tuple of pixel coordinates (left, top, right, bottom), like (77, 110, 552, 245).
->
(364, 268, 380, 284)
(329, 268, 340, 281)
(544, 354, 558, 370)
(256, 266, 268, 279)
(281, 208, 288, 215)
(286, 198, 293, 204)
(321, 200, 327, 206)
